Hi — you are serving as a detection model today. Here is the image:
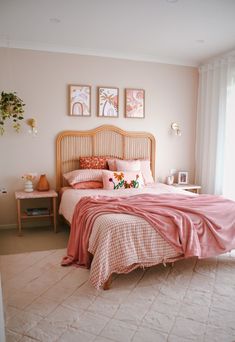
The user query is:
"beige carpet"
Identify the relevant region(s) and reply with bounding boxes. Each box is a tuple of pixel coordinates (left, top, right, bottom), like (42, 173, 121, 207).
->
(0, 225, 70, 255)
(1, 249, 235, 341)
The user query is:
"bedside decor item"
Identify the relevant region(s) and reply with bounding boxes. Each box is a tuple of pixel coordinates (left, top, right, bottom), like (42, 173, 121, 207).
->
(22, 173, 37, 192)
(178, 171, 188, 184)
(69, 85, 91, 116)
(125, 88, 145, 118)
(0, 91, 25, 135)
(166, 175, 174, 185)
(37, 174, 50, 191)
(98, 87, 119, 117)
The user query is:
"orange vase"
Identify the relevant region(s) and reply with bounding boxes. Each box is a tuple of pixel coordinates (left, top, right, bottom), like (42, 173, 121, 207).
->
(37, 174, 50, 191)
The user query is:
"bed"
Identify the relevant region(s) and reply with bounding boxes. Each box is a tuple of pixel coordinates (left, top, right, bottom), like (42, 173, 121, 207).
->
(57, 125, 235, 289)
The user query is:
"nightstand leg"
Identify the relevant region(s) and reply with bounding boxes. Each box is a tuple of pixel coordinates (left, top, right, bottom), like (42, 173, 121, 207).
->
(16, 199, 22, 236)
(53, 197, 57, 233)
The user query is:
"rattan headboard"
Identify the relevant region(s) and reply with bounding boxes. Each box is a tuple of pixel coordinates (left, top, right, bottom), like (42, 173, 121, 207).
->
(56, 125, 156, 191)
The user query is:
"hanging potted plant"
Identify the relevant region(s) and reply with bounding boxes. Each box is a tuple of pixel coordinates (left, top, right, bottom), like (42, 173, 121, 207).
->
(0, 91, 25, 135)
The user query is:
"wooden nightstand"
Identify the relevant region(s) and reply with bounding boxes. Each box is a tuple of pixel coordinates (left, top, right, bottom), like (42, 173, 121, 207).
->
(172, 184, 201, 194)
(15, 190, 58, 236)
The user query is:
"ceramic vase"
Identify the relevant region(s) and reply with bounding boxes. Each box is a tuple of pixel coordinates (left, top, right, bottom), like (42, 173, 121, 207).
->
(166, 175, 174, 185)
(24, 180, 33, 192)
(37, 174, 50, 191)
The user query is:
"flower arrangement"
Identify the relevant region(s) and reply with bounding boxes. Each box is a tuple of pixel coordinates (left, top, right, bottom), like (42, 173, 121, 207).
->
(21, 173, 37, 181)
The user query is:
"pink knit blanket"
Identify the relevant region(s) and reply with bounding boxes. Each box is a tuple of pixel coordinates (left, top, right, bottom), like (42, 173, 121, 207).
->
(61, 193, 235, 267)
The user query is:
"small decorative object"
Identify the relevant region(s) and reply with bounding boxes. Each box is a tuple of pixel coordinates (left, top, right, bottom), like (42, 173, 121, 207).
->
(166, 175, 174, 185)
(21, 173, 37, 192)
(37, 174, 50, 191)
(69, 85, 91, 116)
(125, 88, 145, 118)
(0, 91, 25, 135)
(98, 87, 119, 117)
(178, 171, 188, 184)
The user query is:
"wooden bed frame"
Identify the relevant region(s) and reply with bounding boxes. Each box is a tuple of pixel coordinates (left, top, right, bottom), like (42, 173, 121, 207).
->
(56, 125, 156, 192)
(56, 125, 156, 289)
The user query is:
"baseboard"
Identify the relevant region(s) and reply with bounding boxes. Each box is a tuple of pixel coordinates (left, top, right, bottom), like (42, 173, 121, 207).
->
(0, 221, 51, 230)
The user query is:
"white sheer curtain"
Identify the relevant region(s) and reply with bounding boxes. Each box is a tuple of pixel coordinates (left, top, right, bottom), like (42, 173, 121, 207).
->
(195, 55, 235, 194)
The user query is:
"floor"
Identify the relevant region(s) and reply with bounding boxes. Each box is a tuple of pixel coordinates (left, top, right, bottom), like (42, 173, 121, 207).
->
(0, 225, 69, 255)
(1, 249, 235, 342)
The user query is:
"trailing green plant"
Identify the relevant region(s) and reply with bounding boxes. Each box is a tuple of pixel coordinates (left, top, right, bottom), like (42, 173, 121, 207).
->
(0, 91, 25, 135)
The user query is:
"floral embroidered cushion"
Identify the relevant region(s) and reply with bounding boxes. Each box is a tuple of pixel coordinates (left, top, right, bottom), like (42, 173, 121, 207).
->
(102, 170, 144, 190)
(79, 156, 108, 169)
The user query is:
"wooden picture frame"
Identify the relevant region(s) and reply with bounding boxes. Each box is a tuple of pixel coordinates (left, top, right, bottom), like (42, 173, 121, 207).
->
(178, 171, 188, 184)
(69, 85, 91, 116)
(125, 88, 145, 118)
(97, 87, 119, 117)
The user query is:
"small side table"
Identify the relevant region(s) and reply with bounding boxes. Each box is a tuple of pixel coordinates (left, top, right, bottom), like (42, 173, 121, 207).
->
(15, 190, 58, 236)
(172, 184, 201, 194)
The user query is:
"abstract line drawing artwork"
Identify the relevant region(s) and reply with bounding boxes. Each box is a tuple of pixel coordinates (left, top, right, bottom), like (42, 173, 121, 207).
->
(98, 87, 119, 117)
(125, 88, 145, 118)
(69, 85, 91, 116)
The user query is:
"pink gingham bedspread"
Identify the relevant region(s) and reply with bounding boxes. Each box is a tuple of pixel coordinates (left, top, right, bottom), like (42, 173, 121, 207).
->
(88, 213, 182, 289)
(62, 193, 235, 289)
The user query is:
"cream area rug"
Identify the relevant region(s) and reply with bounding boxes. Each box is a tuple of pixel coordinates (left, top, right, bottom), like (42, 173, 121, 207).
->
(1, 248, 235, 342)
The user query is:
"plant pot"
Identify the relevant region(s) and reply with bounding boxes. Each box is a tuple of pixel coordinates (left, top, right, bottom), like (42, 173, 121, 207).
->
(24, 180, 33, 192)
(37, 174, 50, 191)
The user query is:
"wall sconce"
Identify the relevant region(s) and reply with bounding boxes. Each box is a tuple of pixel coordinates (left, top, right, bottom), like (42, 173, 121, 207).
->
(27, 118, 38, 136)
(171, 122, 182, 136)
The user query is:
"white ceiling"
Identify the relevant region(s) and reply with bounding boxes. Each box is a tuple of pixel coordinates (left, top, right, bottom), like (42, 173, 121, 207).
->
(0, 0, 235, 67)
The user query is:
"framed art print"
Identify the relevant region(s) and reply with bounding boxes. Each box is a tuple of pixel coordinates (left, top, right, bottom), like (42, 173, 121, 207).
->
(69, 85, 91, 116)
(125, 88, 145, 118)
(178, 171, 188, 184)
(98, 87, 119, 117)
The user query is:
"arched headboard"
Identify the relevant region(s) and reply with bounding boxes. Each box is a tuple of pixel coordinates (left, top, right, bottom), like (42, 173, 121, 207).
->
(56, 125, 156, 191)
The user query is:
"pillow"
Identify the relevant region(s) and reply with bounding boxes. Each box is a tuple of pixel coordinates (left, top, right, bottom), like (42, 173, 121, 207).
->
(108, 158, 154, 184)
(102, 170, 144, 190)
(115, 159, 141, 172)
(107, 159, 117, 171)
(63, 169, 103, 185)
(79, 156, 108, 169)
(72, 181, 103, 189)
(139, 159, 154, 184)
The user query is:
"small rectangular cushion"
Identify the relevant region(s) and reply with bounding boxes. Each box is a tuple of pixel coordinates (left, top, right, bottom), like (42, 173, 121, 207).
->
(102, 170, 144, 190)
(115, 159, 141, 172)
(79, 156, 108, 169)
(72, 181, 103, 189)
(63, 169, 103, 185)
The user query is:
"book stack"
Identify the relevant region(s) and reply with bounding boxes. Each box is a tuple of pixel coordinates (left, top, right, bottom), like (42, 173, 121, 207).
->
(25, 207, 50, 216)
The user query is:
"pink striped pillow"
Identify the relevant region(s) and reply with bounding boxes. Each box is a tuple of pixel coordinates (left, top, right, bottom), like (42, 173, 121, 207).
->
(63, 169, 103, 185)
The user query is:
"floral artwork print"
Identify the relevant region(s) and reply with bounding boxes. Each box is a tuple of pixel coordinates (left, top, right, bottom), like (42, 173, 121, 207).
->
(125, 89, 145, 118)
(98, 87, 118, 117)
(69, 85, 91, 116)
(109, 172, 140, 189)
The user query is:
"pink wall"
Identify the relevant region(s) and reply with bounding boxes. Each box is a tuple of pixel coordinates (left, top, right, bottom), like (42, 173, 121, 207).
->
(0, 48, 198, 227)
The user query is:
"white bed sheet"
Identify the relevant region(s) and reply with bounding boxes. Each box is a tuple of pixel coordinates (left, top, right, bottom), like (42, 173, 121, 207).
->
(59, 182, 194, 224)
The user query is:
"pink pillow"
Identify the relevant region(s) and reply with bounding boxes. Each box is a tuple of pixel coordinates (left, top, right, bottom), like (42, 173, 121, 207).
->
(102, 170, 144, 190)
(139, 159, 154, 184)
(115, 159, 141, 172)
(63, 169, 103, 185)
(72, 181, 103, 189)
(107, 159, 117, 171)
